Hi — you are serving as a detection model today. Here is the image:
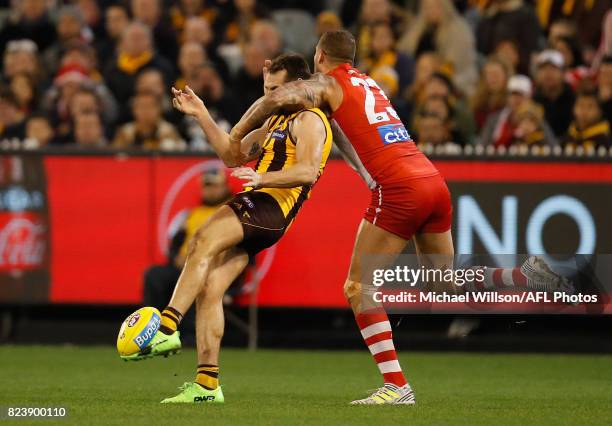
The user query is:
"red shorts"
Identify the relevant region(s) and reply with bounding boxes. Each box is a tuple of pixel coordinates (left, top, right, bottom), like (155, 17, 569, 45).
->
(364, 174, 452, 240)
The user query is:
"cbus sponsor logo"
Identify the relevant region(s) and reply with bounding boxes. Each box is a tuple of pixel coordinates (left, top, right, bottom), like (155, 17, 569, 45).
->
(194, 396, 215, 402)
(133, 313, 161, 349)
(127, 313, 140, 327)
(377, 124, 411, 145)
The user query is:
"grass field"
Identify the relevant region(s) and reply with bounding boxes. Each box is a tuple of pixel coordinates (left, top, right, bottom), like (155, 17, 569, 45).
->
(0, 346, 611, 426)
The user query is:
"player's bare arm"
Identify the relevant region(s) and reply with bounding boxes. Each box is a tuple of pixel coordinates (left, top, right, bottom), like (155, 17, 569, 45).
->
(228, 74, 342, 158)
(232, 111, 327, 189)
(330, 120, 375, 189)
(172, 86, 267, 166)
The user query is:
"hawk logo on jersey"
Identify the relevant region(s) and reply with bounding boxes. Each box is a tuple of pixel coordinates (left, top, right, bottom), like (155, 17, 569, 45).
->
(377, 124, 411, 145)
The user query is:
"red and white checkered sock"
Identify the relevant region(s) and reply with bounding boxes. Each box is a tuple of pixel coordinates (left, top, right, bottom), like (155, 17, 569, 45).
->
(355, 307, 407, 387)
(465, 267, 528, 291)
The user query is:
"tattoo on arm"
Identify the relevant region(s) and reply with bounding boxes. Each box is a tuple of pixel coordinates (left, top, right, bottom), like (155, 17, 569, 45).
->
(248, 142, 261, 157)
(231, 74, 331, 142)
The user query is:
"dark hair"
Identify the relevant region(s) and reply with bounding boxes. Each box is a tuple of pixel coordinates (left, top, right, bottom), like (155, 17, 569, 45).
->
(267, 53, 311, 81)
(602, 55, 612, 65)
(318, 30, 356, 64)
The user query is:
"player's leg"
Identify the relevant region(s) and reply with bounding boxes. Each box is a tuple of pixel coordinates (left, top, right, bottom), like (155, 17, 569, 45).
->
(158, 205, 244, 336)
(345, 220, 416, 405)
(194, 248, 248, 381)
(413, 230, 456, 293)
(161, 247, 249, 404)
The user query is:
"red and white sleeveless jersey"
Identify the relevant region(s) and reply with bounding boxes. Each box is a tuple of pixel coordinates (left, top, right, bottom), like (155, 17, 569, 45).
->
(328, 64, 439, 185)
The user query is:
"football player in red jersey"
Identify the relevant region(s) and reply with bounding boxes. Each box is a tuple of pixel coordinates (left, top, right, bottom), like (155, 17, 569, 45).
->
(231, 30, 443, 405)
(229, 30, 571, 405)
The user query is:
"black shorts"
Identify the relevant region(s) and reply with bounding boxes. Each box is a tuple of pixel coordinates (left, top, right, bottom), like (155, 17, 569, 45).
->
(227, 191, 288, 257)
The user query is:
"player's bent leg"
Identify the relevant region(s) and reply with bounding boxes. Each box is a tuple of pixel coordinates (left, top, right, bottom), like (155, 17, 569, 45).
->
(161, 248, 248, 404)
(167, 206, 245, 316)
(125, 207, 244, 362)
(345, 220, 415, 405)
(413, 230, 456, 293)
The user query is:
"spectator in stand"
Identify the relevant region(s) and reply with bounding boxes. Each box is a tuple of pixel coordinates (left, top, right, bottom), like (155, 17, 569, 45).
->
(171, 0, 219, 35)
(398, 0, 478, 95)
(548, 18, 577, 46)
(551, 36, 591, 90)
(564, 88, 611, 151)
(416, 72, 476, 146)
(510, 101, 555, 147)
(493, 38, 520, 73)
(533, 49, 576, 138)
(415, 96, 458, 148)
(43, 64, 117, 137)
(42, 6, 88, 72)
(471, 57, 510, 130)
(476, 0, 542, 75)
(24, 113, 55, 147)
(480, 74, 556, 147)
(58, 42, 107, 88)
(536, 0, 610, 50)
(360, 22, 414, 100)
(73, 112, 107, 147)
(95, 4, 130, 62)
(2, 39, 40, 84)
(316, 11, 343, 37)
(354, 0, 407, 62)
(10, 73, 37, 113)
(174, 43, 207, 91)
(0, 88, 26, 140)
(182, 17, 230, 79)
(598, 56, 612, 123)
(179, 63, 241, 150)
(232, 43, 265, 114)
(69, 87, 101, 119)
(75, 0, 103, 40)
(249, 20, 283, 59)
(131, 0, 179, 64)
(136, 68, 174, 117)
(113, 91, 183, 150)
(0, 0, 56, 54)
(104, 22, 174, 107)
(219, 0, 268, 46)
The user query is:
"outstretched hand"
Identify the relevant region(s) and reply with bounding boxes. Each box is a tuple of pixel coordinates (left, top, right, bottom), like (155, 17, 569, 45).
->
(171, 86, 206, 117)
(232, 167, 262, 188)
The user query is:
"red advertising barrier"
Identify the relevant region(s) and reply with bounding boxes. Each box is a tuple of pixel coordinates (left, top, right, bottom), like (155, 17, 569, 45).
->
(1, 154, 611, 309)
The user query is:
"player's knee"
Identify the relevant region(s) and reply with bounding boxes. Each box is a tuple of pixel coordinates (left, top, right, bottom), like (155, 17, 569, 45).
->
(188, 228, 220, 260)
(343, 279, 361, 301)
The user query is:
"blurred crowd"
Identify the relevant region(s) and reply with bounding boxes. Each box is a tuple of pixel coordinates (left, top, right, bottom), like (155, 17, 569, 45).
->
(0, 0, 611, 154)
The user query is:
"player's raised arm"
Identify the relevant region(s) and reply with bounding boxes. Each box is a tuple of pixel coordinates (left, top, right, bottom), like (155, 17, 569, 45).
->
(228, 74, 339, 157)
(172, 86, 266, 167)
(232, 111, 328, 189)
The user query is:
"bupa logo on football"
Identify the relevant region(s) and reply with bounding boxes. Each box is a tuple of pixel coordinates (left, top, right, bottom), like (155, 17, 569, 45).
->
(377, 124, 411, 145)
(133, 313, 161, 349)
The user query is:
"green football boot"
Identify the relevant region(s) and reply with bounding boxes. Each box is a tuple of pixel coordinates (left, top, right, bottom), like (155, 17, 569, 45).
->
(161, 382, 225, 404)
(121, 330, 181, 361)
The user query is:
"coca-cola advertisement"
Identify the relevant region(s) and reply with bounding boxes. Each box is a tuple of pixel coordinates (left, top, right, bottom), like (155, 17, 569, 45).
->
(0, 155, 50, 303)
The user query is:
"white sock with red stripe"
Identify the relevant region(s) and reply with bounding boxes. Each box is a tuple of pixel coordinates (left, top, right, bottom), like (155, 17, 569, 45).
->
(355, 307, 407, 387)
(464, 267, 527, 291)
